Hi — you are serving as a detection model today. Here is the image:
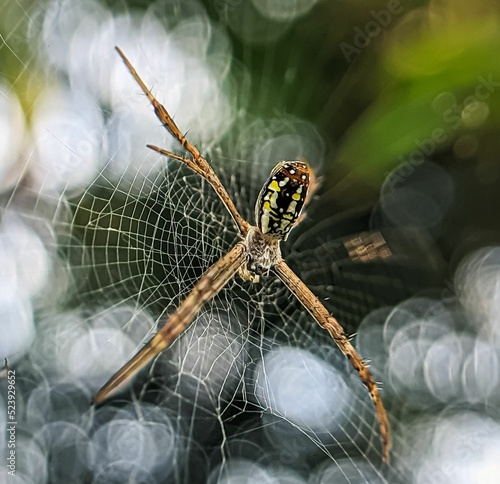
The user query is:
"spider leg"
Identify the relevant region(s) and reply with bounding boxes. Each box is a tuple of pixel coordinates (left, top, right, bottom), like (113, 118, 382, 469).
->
(273, 259, 392, 463)
(146, 145, 205, 177)
(94, 242, 248, 405)
(147, 144, 250, 234)
(115, 47, 249, 236)
(115, 46, 201, 160)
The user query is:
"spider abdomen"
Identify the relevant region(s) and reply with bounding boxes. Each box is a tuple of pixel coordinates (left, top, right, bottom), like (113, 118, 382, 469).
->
(255, 161, 310, 240)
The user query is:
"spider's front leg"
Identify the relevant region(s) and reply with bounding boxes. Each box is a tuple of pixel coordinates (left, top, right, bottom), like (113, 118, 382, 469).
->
(115, 47, 250, 236)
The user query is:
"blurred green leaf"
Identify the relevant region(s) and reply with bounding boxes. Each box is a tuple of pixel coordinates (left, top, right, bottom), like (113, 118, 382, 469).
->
(337, 19, 500, 179)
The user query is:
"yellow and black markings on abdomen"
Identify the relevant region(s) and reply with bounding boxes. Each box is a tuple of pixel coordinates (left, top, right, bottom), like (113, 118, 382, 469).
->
(255, 161, 310, 240)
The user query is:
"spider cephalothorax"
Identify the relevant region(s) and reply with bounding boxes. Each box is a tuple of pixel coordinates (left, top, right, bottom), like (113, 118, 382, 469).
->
(239, 227, 281, 282)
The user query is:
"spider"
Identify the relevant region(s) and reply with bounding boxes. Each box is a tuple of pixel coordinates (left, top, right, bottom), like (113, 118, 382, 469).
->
(94, 46, 392, 463)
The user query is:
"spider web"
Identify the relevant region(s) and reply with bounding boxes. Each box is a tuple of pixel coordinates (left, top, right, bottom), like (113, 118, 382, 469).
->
(60, 155, 440, 484)
(0, 1, 446, 483)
